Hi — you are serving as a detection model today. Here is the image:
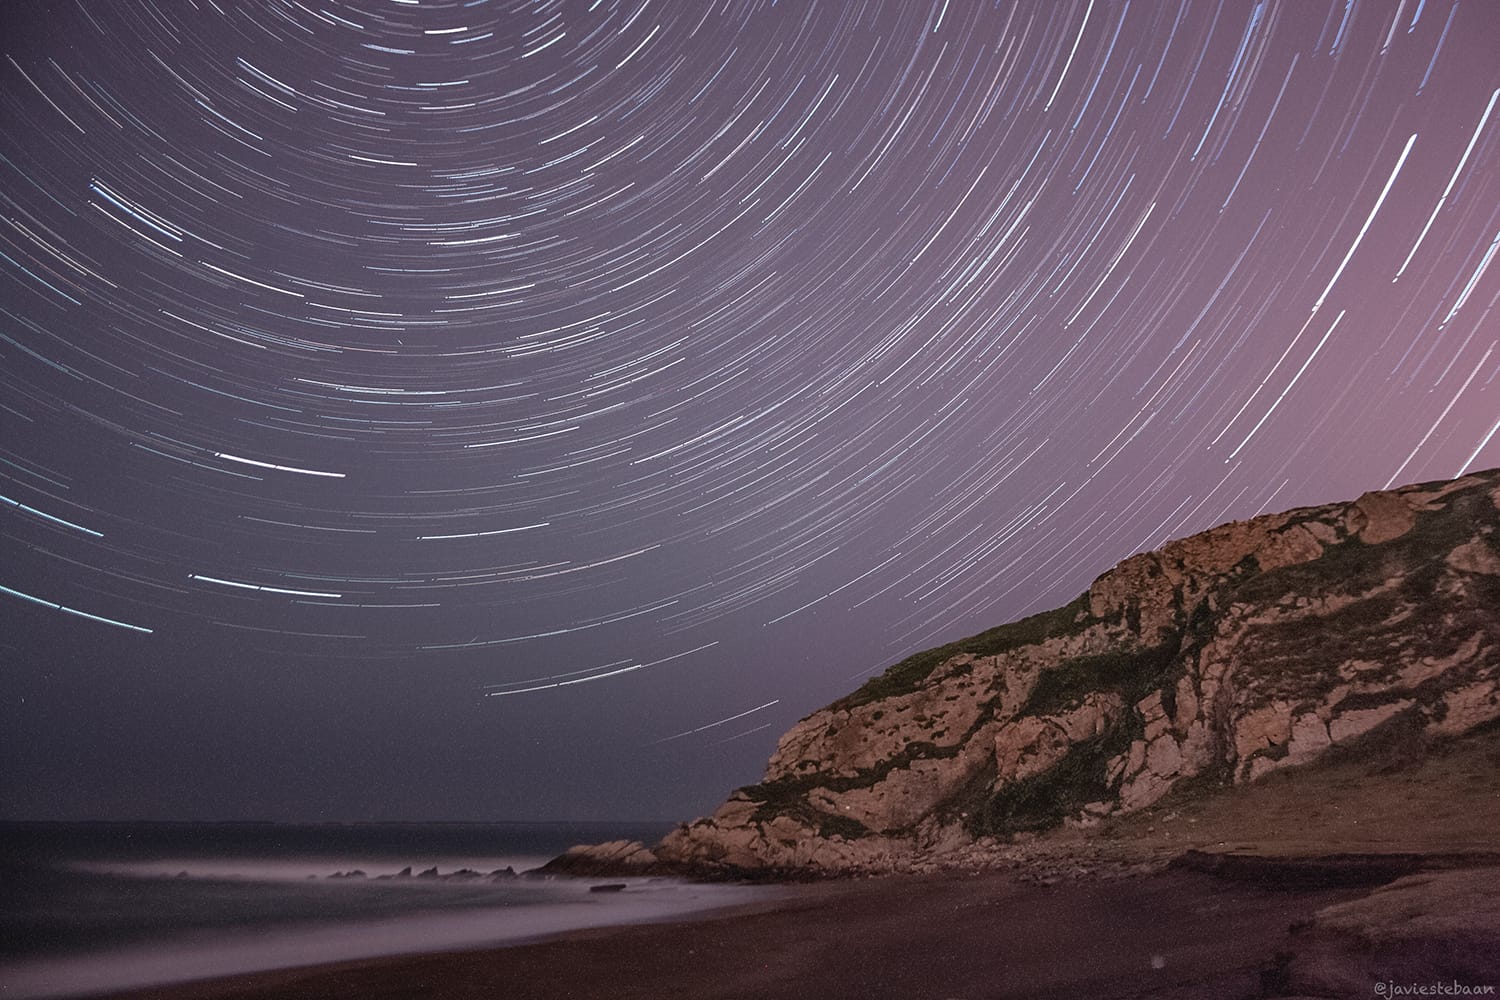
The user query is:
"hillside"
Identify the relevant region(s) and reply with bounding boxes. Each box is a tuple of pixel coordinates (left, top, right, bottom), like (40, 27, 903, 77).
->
(561, 469, 1500, 876)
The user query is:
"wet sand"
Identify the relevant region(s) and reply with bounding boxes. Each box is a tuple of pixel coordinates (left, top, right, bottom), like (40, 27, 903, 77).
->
(104, 868, 1366, 1000)
(97, 729, 1500, 999)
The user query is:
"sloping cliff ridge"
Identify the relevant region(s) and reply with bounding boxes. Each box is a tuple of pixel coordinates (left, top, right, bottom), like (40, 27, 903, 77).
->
(576, 470, 1500, 876)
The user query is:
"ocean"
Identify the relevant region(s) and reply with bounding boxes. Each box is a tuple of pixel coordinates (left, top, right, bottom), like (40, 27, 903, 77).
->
(0, 821, 771, 999)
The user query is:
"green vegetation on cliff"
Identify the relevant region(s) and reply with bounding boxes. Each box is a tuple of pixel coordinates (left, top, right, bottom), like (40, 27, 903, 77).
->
(978, 729, 1130, 833)
(834, 592, 1092, 711)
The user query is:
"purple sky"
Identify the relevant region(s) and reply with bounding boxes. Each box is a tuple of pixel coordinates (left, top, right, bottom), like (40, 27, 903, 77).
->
(3, 1, 1498, 823)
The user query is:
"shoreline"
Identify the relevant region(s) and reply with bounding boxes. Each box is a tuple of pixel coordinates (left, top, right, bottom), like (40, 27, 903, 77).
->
(1, 875, 789, 1000)
(80, 835, 1500, 1000)
(94, 864, 1371, 1000)
(27, 730, 1500, 999)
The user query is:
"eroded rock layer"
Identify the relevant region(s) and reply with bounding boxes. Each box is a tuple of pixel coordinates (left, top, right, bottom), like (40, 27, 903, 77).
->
(649, 469, 1500, 874)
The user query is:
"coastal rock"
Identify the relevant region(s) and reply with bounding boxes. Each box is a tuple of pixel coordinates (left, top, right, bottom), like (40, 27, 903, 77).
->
(1348, 489, 1417, 544)
(1270, 868, 1500, 996)
(539, 839, 667, 877)
(993, 717, 1071, 783)
(1431, 679, 1500, 737)
(1326, 700, 1413, 744)
(638, 470, 1500, 875)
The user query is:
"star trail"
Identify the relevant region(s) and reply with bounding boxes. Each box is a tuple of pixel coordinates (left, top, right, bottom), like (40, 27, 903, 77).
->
(3, 1, 1498, 823)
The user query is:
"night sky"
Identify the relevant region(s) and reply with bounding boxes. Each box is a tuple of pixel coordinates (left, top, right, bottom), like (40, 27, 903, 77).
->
(3, 1, 1498, 824)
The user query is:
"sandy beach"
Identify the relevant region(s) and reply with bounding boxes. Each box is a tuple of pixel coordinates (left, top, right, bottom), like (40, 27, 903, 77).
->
(95, 731, 1500, 1000)
(98, 867, 1370, 1000)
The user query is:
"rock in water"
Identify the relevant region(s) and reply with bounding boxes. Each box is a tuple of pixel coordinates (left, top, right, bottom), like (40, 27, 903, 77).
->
(538, 839, 667, 877)
(650, 469, 1500, 875)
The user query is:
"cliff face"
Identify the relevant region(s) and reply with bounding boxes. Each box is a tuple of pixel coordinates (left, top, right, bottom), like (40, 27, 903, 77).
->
(655, 469, 1500, 874)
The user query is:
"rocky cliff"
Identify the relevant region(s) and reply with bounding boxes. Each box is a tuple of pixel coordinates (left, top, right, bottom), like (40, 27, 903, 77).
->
(568, 470, 1500, 877)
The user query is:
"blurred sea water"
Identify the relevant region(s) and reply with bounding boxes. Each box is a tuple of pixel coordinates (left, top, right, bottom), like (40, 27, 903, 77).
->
(0, 821, 768, 999)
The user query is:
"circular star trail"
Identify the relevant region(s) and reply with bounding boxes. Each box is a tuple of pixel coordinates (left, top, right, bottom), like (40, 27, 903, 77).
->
(3, 1, 1499, 821)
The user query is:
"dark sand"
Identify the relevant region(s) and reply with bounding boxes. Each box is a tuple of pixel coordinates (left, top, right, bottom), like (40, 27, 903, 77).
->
(105, 869, 1365, 1000)
(101, 721, 1500, 998)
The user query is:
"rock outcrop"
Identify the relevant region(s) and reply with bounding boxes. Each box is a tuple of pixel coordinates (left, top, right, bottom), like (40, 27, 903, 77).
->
(539, 839, 669, 877)
(624, 470, 1500, 876)
(1266, 867, 1500, 997)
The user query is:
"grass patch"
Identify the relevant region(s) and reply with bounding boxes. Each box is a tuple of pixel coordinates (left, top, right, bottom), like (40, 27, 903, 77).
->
(817, 813, 870, 841)
(974, 727, 1133, 835)
(1018, 634, 1184, 718)
(834, 593, 1091, 711)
